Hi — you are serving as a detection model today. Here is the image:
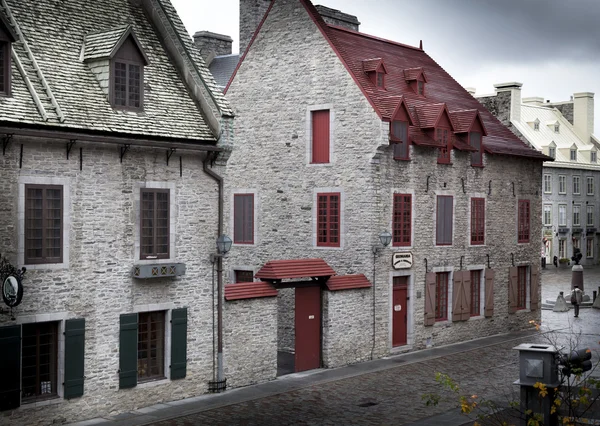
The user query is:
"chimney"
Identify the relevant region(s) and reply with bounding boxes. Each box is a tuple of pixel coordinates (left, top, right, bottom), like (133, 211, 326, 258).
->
(573, 92, 595, 142)
(193, 31, 233, 63)
(465, 87, 476, 96)
(239, 0, 271, 55)
(522, 97, 545, 106)
(314, 5, 360, 31)
(494, 82, 522, 123)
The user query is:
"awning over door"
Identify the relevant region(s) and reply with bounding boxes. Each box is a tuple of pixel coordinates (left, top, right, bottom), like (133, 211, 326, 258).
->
(255, 258, 335, 280)
(326, 274, 372, 291)
(224, 281, 278, 301)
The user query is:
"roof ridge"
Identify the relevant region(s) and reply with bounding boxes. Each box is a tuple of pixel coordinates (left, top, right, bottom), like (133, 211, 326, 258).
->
(326, 23, 422, 52)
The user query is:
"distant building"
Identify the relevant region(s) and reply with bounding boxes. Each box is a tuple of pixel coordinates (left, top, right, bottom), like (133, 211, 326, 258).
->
(477, 84, 598, 265)
(217, 0, 548, 389)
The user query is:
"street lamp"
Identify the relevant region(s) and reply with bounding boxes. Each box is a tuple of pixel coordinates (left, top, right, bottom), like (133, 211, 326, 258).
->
(372, 230, 392, 254)
(216, 234, 232, 255)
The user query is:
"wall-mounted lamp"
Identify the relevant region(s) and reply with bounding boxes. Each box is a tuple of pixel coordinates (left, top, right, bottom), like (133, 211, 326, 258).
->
(216, 234, 233, 255)
(372, 230, 392, 254)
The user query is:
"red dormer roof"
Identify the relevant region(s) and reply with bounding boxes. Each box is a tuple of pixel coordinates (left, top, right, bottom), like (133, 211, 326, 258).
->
(255, 258, 336, 280)
(362, 58, 387, 74)
(412, 103, 454, 130)
(450, 109, 488, 136)
(403, 67, 427, 82)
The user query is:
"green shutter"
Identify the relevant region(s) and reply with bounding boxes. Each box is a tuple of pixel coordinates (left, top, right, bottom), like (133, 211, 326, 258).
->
(64, 318, 85, 399)
(119, 313, 138, 389)
(170, 308, 187, 380)
(0, 325, 21, 411)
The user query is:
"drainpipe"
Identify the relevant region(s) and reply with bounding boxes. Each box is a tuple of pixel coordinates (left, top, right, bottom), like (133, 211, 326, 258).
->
(203, 152, 225, 386)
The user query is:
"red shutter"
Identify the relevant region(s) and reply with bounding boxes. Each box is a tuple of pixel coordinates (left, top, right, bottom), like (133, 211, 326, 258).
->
(508, 267, 518, 313)
(424, 272, 436, 326)
(484, 269, 494, 317)
(312, 110, 330, 164)
(530, 265, 539, 311)
(234, 194, 254, 244)
(518, 200, 530, 243)
(471, 198, 485, 245)
(436, 196, 453, 245)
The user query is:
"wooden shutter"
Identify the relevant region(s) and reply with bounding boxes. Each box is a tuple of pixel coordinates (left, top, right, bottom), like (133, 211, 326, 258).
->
(0, 325, 21, 411)
(119, 313, 138, 389)
(461, 271, 471, 321)
(424, 272, 436, 326)
(436, 196, 453, 245)
(312, 110, 330, 163)
(530, 265, 539, 311)
(508, 267, 518, 313)
(170, 308, 187, 380)
(64, 318, 85, 399)
(484, 269, 495, 317)
(452, 271, 462, 322)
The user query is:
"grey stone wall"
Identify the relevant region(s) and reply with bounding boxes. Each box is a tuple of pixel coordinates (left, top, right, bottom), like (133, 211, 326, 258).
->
(225, 0, 543, 376)
(193, 31, 233, 61)
(239, 0, 271, 54)
(314, 5, 360, 31)
(477, 93, 528, 144)
(0, 137, 222, 425)
(551, 102, 574, 125)
(277, 288, 295, 352)
(224, 297, 278, 388)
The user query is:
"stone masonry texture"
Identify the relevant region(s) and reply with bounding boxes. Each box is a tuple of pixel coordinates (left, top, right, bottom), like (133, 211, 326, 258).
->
(223, 0, 544, 388)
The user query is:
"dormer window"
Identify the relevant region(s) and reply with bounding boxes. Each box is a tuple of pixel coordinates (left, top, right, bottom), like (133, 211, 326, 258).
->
(534, 120, 540, 131)
(554, 123, 560, 133)
(362, 58, 387, 90)
(436, 127, 451, 164)
(549, 147, 556, 159)
(0, 15, 17, 96)
(403, 67, 427, 97)
(470, 131, 482, 167)
(376, 71, 385, 88)
(592, 151, 597, 163)
(570, 149, 577, 161)
(391, 120, 409, 160)
(417, 80, 424, 96)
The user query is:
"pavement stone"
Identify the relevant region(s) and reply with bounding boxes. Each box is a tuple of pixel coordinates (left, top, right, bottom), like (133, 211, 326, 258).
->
(68, 266, 600, 426)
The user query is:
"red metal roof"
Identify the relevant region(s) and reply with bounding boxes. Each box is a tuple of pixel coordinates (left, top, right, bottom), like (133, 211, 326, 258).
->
(452, 135, 477, 151)
(449, 110, 488, 136)
(403, 67, 427, 82)
(255, 258, 336, 280)
(362, 58, 386, 73)
(409, 127, 445, 147)
(326, 274, 372, 291)
(224, 281, 278, 301)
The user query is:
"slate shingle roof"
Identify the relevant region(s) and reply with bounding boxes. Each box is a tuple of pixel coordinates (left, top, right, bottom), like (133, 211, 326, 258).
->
(209, 54, 241, 90)
(83, 25, 132, 62)
(0, 0, 228, 142)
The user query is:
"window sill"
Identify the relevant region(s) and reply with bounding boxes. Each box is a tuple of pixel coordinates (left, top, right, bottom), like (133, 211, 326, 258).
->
(471, 164, 484, 168)
(136, 377, 169, 389)
(134, 258, 176, 266)
(20, 396, 62, 409)
(315, 245, 343, 250)
(23, 262, 68, 271)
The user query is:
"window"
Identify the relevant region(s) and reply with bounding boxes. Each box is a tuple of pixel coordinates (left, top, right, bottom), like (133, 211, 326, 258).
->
(573, 176, 581, 195)
(470, 131, 483, 167)
(549, 147, 556, 159)
(592, 151, 597, 163)
(559, 239, 566, 258)
(558, 175, 566, 194)
(393, 194, 411, 246)
(311, 110, 330, 164)
(376, 72, 385, 88)
(558, 204, 567, 226)
(141, 189, 169, 259)
(436, 128, 451, 164)
(137, 312, 165, 382)
(543, 204, 552, 226)
(25, 184, 63, 264)
(470, 270, 481, 317)
(517, 266, 527, 310)
(436, 195, 453, 245)
(435, 272, 448, 321)
(233, 194, 254, 244)
(112, 61, 142, 109)
(0, 40, 10, 96)
(570, 149, 577, 161)
(518, 200, 530, 243)
(234, 270, 254, 283)
(587, 205, 594, 227)
(22, 322, 58, 403)
(417, 80, 425, 96)
(587, 177, 594, 195)
(543, 175, 552, 194)
(587, 237, 594, 258)
(573, 205, 581, 226)
(534, 120, 540, 131)
(391, 120, 409, 160)
(470, 198, 485, 245)
(554, 123, 560, 133)
(317, 193, 340, 247)
(573, 237, 580, 250)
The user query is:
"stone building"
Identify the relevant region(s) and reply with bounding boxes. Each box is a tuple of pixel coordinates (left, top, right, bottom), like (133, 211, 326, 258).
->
(0, 0, 234, 424)
(220, 0, 549, 388)
(477, 84, 598, 266)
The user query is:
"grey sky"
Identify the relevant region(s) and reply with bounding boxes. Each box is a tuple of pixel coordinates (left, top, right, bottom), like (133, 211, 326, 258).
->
(170, 0, 600, 134)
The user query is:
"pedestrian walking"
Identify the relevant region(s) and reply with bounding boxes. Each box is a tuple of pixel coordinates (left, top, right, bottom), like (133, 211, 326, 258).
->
(571, 285, 583, 317)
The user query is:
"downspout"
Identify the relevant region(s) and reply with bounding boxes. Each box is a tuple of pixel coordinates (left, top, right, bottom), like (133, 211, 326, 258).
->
(203, 152, 225, 387)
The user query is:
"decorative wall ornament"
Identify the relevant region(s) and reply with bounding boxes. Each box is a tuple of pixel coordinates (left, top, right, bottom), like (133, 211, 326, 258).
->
(0, 253, 26, 310)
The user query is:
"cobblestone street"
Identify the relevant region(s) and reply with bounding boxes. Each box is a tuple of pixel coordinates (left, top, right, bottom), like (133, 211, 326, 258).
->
(77, 266, 600, 426)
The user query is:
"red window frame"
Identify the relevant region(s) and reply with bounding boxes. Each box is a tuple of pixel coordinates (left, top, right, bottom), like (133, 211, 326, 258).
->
(435, 272, 449, 321)
(518, 199, 530, 243)
(436, 127, 451, 164)
(317, 193, 340, 247)
(470, 131, 483, 167)
(517, 266, 527, 310)
(436, 195, 453, 246)
(233, 194, 254, 244)
(391, 120, 410, 161)
(470, 270, 481, 317)
(393, 194, 411, 246)
(470, 198, 485, 245)
(311, 110, 330, 164)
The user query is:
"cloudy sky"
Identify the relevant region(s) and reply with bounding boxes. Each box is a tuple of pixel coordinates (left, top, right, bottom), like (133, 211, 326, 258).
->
(171, 0, 600, 134)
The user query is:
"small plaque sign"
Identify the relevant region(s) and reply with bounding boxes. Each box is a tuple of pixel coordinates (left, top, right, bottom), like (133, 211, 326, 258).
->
(392, 252, 413, 270)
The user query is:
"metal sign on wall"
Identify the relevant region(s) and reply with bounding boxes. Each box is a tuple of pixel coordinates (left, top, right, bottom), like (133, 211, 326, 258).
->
(392, 252, 413, 270)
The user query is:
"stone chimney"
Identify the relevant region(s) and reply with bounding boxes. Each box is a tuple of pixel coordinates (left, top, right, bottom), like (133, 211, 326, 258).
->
(314, 5, 360, 31)
(494, 82, 522, 123)
(573, 92, 595, 142)
(193, 31, 233, 63)
(239, 0, 271, 55)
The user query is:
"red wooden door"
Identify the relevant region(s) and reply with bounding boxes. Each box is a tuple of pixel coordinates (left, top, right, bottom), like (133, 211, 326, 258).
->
(392, 276, 408, 347)
(295, 286, 321, 372)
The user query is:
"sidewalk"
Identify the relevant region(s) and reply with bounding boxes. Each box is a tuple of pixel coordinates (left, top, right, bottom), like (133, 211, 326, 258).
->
(69, 329, 538, 426)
